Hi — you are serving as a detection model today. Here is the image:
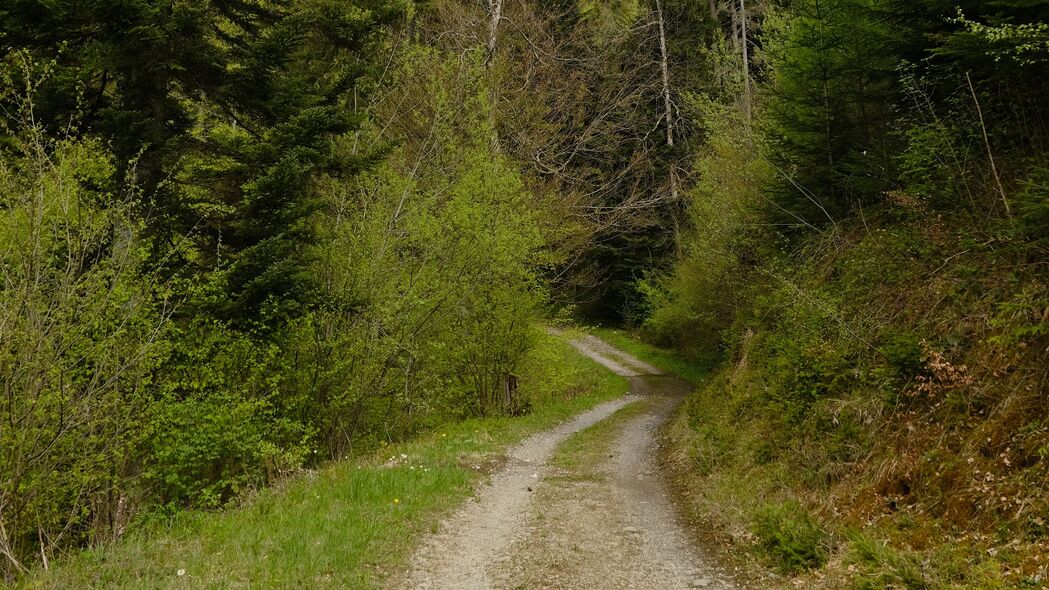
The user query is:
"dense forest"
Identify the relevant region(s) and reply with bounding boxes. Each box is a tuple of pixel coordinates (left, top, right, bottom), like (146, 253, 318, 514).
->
(1, 0, 1047, 586)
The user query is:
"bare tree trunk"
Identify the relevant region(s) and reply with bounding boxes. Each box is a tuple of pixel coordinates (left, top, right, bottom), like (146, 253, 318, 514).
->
(654, 0, 678, 200)
(486, 0, 504, 152)
(486, 0, 503, 67)
(655, 0, 673, 148)
(739, 0, 751, 120)
(729, 0, 739, 51)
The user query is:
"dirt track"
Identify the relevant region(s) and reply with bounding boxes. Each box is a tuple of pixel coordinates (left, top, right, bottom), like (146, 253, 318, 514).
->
(400, 333, 734, 589)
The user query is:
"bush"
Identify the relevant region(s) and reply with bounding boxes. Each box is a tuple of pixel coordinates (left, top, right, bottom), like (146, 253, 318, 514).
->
(146, 322, 312, 508)
(639, 98, 771, 358)
(1015, 166, 1049, 249)
(880, 330, 926, 384)
(0, 130, 168, 575)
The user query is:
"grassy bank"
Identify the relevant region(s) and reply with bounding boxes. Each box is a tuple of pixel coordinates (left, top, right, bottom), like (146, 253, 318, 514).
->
(592, 292, 1048, 590)
(17, 329, 628, 589)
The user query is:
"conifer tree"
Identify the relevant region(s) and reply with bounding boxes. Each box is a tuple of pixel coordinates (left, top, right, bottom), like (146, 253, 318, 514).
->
(764, 0, 896, 226)
(0, 0, 401, 328)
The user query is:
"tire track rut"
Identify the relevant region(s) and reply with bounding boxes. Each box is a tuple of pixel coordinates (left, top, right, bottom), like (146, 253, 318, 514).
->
(399, 333, 735, 589)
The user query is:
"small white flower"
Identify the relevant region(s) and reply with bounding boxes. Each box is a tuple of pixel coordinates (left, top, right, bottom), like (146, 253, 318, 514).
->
(177, 569, 186, 577)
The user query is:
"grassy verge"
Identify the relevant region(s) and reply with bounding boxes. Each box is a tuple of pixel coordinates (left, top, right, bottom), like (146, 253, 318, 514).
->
(18, 328, 628, 589)
(589, 327, 711, 385)
(590, 324, 1046, 589)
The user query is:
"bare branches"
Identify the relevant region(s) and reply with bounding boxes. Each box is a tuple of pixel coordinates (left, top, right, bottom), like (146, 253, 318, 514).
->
(965, 71, 1012, 221)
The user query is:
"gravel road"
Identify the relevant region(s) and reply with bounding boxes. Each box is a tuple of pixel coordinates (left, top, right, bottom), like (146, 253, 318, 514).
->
(399, 333, 734, 589)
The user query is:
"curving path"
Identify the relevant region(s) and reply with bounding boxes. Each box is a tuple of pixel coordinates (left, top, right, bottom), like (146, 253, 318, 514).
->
(399, 332, 735, 590)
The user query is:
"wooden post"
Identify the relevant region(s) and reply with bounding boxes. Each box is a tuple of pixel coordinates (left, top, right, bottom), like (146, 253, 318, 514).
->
(502, 373, 519, 414)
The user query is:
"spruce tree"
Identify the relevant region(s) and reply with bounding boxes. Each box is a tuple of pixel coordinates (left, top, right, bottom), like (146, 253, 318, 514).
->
(764, 0, 897, 226)
(0, 0, 401, 328)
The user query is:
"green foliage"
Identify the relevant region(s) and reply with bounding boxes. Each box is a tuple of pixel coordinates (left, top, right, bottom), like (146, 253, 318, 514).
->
(640, 99, 771, 358)
(0, 125, 168, 573)
(763, 0, 898, 225)
(578, 0, 641, 33)
(752, 500, 830, 573)
(0, 0, 404, 329)
(895, 78, 983, 211)
(17, 329, 628, 589)
(0, 10, 550, 578)
(953, 9, 1049, 66)
(878, 331, 925, 383)
(888, 0, 1049, 216)
(988, 284, 1049, 348)
(146, 322, 312, 508)
(623, 0, 1049, 587)
(765, 321, 852, 425)
(1015, 167, 1049, 248)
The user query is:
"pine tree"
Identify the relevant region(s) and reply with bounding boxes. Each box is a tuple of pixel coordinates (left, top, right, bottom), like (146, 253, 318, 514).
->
(0, 0, 402, 328)
(763, 0, 897, 226)
(884, 0, 1049, 158)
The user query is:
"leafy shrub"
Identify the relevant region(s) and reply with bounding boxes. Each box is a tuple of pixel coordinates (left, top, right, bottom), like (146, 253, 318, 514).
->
(767, 337, 852, 425)
(146, 322, 311, 508)
(639, 98, 770, 358)
(880, 331, 926, 384)
(897, 75, 983, 212)
(752, 501, 830, 573)
(0, 130, 168, 574)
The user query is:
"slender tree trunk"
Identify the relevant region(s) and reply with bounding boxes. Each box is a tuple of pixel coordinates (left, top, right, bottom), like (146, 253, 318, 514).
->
(486, 0, 503, 152)
(654, 0, 678, 200)
(729, 0, 739, 52)
(486, 0, 503, 67)
(739, 0, 751, 120)
(655, 0, 673, 148)
(966, 72, 1011, 220)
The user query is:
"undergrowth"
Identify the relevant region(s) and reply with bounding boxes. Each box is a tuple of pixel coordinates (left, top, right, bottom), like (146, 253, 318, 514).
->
(16, 329, 628, 589)
(610, 213, 1049, 589)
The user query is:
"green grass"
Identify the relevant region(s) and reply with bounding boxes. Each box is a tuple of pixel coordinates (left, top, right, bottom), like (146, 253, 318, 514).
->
(18, 329, 628, 589)
(552, 399, 646, 473)
(589, 326, 711, 384)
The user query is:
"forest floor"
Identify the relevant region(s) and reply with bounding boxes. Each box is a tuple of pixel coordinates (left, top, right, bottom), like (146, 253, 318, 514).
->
(397, 332, 737, 590)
